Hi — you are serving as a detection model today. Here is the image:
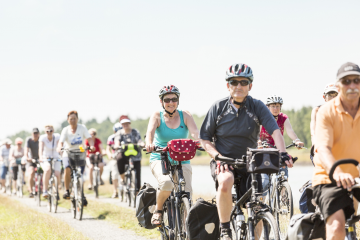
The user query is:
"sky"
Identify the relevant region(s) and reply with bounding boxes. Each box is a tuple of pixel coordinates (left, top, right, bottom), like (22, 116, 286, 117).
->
(0, 0, 359, 138)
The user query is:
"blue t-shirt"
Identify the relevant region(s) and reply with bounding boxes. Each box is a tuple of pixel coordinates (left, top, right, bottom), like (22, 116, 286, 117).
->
(150, 109, 190, 165)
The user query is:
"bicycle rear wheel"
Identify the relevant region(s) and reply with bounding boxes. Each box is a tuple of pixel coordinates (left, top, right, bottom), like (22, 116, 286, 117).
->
(17, 171, 23, 198)
(250, 211, 280, 240)
(130, 169, 137, 208)
(177, 197, 191, 240)
(51, 177, 58, 213)
(275, 181, 293, 239)
(75, 177, 84, 220)
(37, 174, 42, 207)
(126, 172, 131, 207)
(94, 170, 99, 198)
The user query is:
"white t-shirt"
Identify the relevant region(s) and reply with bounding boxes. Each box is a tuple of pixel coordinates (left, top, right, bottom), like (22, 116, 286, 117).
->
(39, 133, 60, 159)
(59, 124, 91, 156)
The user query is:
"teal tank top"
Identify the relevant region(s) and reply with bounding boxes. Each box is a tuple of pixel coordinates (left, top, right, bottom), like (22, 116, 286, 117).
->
(150, 109, 190, 165)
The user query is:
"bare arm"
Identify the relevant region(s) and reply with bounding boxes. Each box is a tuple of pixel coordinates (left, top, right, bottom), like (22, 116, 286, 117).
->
(199, 139, 219, 159)
(87, 138, 95, 151)
(183, 110, 199, 140)
(56, 142, 64, 153)
(284, 119, 304, 147)
(145, 112, 160, 152)
(310, 107, 319, 145)
(39, 141, 45, 161)
(106, 145, 112, 159)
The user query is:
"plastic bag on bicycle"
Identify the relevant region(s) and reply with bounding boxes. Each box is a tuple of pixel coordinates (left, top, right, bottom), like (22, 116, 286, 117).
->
(246, 148, 280, 174)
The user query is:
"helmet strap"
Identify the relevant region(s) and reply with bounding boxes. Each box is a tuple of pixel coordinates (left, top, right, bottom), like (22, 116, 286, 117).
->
(232, 96, 247, 108)
(164, 109, 177, 117)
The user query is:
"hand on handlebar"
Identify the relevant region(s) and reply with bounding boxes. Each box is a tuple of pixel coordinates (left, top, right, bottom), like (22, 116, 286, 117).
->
(215, 160, 234, 175)
(145, 143, 155, 153)
(281, 152, 293, 168)
(295, 141, 305, 149)
(333, 168, 355, 190)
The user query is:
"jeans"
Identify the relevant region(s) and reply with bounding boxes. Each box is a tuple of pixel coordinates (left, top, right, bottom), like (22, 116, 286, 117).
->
(0, 164, 8, 180)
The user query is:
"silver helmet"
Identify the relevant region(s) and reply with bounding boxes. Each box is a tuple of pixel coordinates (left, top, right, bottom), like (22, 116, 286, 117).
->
(225, 63, 254, 82)
(266, 95, 283, 106)
(159, 85, 180, 100)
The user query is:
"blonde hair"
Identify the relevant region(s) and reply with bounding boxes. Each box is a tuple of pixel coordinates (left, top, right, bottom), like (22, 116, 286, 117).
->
(44, 125, 54, 130)
(88, 128, 97, 134)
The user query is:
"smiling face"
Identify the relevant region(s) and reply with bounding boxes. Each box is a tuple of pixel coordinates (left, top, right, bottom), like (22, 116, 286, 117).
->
(67, 114, 78, 126)
(337, 74, 360, 102)
(268, 103, 282, 116)
(227, 77, 252, 100)
(45, 126, 54, 137)
(161, 93, 179, 113)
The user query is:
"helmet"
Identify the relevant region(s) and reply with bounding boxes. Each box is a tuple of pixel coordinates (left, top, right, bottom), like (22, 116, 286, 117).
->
(225, 63, 254, 82)
(266, 95, 283, 106)
(113, 122, 122, 133)
(159, 85, 180, 100)
(323, 83, 338, 95)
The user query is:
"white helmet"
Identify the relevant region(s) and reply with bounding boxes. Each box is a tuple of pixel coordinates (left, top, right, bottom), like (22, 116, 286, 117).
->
(323, 83, 338, 95)
(266, 95, 283, 106)
(113, 122, 122, 133)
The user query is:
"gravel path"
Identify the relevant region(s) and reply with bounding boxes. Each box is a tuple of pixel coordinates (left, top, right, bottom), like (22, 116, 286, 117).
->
(1, 192, 149, 240)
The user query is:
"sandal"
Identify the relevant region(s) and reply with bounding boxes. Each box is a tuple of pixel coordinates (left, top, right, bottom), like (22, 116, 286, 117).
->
(151, 210, 163, 227)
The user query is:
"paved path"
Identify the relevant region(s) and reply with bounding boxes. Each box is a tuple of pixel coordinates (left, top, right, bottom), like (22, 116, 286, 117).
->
(1, 192, 149, 240)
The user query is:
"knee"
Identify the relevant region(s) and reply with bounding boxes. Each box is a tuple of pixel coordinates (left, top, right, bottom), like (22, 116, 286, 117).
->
(327, 221, 345, 238)
(160, 179, 174, 192)
(218, 175, 234, 193)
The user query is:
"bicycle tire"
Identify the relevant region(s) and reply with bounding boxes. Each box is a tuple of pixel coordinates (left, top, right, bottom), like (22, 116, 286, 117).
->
(178, 197, 191, 240)
(5, 173, 12, 196)
(130, 169, 136, 208)
(249, 211, 280, 240)
(48, 179, 52, 212)
(51, 177, 58, 213)
(18, 171, 23, 198)
(75, 177, 84, 221)
(94, 170, 99, 198)
(37, 174, 42, 207)
(275, 181, 293, 239)
(161, 203, 171, 240)
(126, 173, 131, 207)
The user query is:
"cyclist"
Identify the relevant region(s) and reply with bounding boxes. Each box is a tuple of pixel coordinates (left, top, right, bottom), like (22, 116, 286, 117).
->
(57, 110, 95, 204)
(38, 125, 61, 199)
(199, 63, 293, 239)
(9, 138, 25, 194)
(85, 128, 105, 190)
(0, 139, 13, 193)
(145, 85, 200, 226)
(106, 122, 122, 198)
(114, 115, 144, 197)
(312, 62, 360, 240)
(259, 95, 304, 178)
(24, 128, 40, 198)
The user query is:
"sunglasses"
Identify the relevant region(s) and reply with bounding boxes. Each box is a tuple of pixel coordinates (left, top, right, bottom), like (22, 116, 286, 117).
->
(46, 130, 53, 133)
(229, 80, 250, 87)
(163, 97, 179, 103)
(341, 78, 360, 85)
(326, 92, 338, 98)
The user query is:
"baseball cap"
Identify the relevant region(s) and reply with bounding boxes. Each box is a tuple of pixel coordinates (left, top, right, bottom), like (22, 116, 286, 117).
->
(323, 83, 338, 95)
(336, 62, 360, 81)
(32, 128, 40, 133)
(4, 138, 12, 145)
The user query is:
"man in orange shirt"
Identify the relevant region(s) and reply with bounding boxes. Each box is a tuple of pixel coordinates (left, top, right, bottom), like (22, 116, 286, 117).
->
(312, 62, 360, 240)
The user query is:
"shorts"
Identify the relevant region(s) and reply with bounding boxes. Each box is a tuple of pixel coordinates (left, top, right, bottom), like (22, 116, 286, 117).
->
(110, 159, 119, 179)
(62, 157, 85, 174)
(0, 164, 8, 180)
(150, 160, 192, 195)
(39, 160, 61, 172)
(210, 159, 267, 196)
(313, 183, 360, 221)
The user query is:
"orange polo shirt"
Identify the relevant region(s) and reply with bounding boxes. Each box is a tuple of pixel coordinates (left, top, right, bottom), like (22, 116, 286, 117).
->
(312, 96, 360, 186)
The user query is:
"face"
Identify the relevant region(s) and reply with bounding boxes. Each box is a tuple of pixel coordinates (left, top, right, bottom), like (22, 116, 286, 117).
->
(324, 91, 338, 102)
(45, 127, 54, 136)
(90, 131, 96, 139)
(227, 77, 252, 100)
(68, 114, 78, 125)
(16, 142, 22, 147)
(5, 144, 10, 148)
(32, 132, 39, 139)
(161, 93, 179, 112)
(337, 75, 360, 102)
(268, 103, 281, 116)
(121, 122, 131, 130)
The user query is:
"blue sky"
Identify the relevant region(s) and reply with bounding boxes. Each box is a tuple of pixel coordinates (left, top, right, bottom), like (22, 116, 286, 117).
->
(0, 0, 359, 138)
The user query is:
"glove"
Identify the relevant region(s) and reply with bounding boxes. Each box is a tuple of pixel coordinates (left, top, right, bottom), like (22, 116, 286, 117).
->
(280, 152, 292, 163)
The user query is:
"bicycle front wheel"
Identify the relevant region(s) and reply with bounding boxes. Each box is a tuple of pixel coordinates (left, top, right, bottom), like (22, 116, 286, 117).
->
(17, 171, 23, 198)
(37, 175, 42, 207)
(130, 169, 137, 208)
(94, 170, 99, 198)
(75, 177, 84, 220)
(275, 181, 293, 239)
(126, 173, 132, 207)
(250, 211, 280, 240)
(51, 177, 58, 213)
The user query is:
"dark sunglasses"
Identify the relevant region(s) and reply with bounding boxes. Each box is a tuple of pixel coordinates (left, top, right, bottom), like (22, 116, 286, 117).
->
(326, 92, 338, 98)
(46, 130, 53, 133)
(341, 78, 360, 85)
(163, 97, 179, 103)
(229, 79, 250, 87)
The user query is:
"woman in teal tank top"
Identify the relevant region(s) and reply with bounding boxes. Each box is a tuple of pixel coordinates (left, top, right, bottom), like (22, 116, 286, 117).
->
(145, 85, 200, 226)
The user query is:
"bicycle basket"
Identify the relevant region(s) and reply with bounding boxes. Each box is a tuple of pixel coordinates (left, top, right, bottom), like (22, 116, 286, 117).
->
(167, 139, 198, 161)
(89, 154, 101, 164)
(68, 150, 86, 167)
(246, 148, 280, 174)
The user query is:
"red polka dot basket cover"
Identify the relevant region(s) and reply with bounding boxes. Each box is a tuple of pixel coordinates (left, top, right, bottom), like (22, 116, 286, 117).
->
(167, 139, 200, 161)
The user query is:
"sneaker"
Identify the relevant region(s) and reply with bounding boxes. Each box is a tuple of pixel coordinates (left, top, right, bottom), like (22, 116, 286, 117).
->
(43, 192, 49, 199)
(83, 197, 88, 207)
(100, 179, 104, 185)
(63, 191, 70, 200)
(87, 184, 92, 190)
(220, 228, 233, 240)
(111, 192, 119, 198)
(29, 192, 34, 198)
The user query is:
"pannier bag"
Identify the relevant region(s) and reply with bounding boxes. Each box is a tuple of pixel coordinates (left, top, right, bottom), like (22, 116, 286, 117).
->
(186, 198, 220, 240)
(246, 148, 280, 174)
(167, 139, 199, 161)
(286, 212, 325, 240)
(136, 183, 157, 229)
(299, 180, 315, 213)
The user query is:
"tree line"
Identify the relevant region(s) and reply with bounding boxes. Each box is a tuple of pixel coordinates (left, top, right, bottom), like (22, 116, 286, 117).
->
(7, 106, 313, 148)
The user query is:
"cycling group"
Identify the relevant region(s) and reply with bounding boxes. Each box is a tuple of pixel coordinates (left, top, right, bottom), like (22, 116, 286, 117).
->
(142, 61, 360, 240)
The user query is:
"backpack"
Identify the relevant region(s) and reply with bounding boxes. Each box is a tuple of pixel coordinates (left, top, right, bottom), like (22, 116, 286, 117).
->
(299, 180, 315, 214)
(286, 212, 325, 240)
(136, 183, 157, 229)
(186, 198, 220, 240)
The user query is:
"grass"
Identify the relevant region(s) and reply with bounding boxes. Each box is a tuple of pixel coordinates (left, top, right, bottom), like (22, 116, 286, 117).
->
(0, 195, 89, 240)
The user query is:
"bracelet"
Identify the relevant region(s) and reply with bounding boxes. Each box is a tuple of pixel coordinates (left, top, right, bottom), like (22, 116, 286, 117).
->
(293, 139, 300, 143)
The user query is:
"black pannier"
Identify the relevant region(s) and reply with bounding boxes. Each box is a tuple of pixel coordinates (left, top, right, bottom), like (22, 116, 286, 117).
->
(136, 183, 157, 229)
(246, 148, 280, 174)
(186, 198, 220, 240)
(286, 212, 325, 240)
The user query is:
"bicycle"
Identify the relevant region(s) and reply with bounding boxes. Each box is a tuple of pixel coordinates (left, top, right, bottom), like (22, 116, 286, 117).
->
(215, 151, 298, 240)
(144, 144, 204, 240)
(260, 141, 302, 239)
(12, 158, 24, 197)
(46, 157, 62, 213)
(89, 152, 101, 198)
(4, 159, 13, 196)
(62, 147, 86, 221)
(31, 159, 43, 207)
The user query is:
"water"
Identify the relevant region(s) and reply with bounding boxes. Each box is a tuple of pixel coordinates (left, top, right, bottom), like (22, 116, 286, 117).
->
(98, 163, 313, 208)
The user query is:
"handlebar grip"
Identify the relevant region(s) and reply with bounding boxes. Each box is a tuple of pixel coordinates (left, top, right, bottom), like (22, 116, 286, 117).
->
(214, 154, 234, 162)
(329, 159, 359, 184)
(197, 147, 205, 151)
(292, 157, 298, 163)
(142, 148, 147, 151)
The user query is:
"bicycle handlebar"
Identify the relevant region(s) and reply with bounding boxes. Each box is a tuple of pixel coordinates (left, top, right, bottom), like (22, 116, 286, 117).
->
(214, 154, 247, 167)
(329, 159, 359, 184)
(142, 146, 205, 154)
